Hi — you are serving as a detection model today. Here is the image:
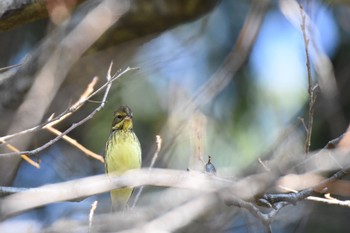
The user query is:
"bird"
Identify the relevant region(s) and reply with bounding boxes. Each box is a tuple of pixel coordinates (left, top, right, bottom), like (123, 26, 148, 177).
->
(104, 105, 142, 210)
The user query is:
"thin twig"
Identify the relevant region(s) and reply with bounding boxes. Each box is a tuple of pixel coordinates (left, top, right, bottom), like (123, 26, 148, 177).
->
(45, 76, 99, 128)
(43, 75, 104, 163)
(307, 195, 350, 208)
(0, 66, 138, 158)
(279, 186, 350, 208)
(149, 135, 162, 168)
(131, 135, 162, 208)
(225, 194, 288, 228)
(88, 200, 98, 233)
(299, 3, 317, 154)
(0, 139, 40, 168)
(0, 62, 125, 144)
(0, 76, 98, 144)
(258, 167, 350, 209)
(258, 157, 271, 172)
(0, 63, 23, 72)
(226, 167, 350, 228)
(101, 61, 113, 108)
(46, 126, 104, 163)
(43, 75, 103, 163)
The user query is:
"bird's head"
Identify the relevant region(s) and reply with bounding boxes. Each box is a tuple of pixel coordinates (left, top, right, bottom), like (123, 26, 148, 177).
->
(111, 105, 134, 131)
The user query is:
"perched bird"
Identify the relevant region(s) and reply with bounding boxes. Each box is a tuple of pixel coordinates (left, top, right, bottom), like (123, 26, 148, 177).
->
(204, 155, 216, 175)
(104, 105, 142, 210)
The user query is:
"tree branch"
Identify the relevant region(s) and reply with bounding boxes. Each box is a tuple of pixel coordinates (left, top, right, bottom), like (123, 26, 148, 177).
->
(0, 66, 138, 158)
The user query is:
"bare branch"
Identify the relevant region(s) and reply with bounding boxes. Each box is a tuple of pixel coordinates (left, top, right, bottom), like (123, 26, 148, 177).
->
(299, 3, 318, 154)
(46, 126, 104, 163)
(307, 195, 350, 208)
(0, 66, 138, 158)
(0, 169, 232, 218)
(256, 167, 350, 211)
(0, 139, 39, 168)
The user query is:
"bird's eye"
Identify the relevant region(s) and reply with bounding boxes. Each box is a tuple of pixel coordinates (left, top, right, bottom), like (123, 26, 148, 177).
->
(116, 114, 123, 119)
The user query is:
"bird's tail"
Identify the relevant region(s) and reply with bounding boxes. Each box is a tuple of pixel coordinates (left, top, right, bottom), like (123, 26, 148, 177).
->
(110, 187, 133, 211)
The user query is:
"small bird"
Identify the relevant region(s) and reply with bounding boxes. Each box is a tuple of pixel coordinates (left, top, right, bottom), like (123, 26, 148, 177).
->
(204, 155, 216, 175)
(104, 105, 142, 210)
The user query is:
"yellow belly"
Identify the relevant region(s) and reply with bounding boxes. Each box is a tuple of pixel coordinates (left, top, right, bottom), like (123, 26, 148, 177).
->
(105, 130, 141, 209)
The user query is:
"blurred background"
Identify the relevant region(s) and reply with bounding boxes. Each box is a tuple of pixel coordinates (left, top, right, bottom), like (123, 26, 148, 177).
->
(1, 0, 350, 232)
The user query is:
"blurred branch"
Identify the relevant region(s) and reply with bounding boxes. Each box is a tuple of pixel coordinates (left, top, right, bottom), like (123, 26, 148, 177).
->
(0, 169, 233, 219)
(136, 193, 219, 233)
(0, 0, 218, 49)
(225, 195, 283, 232)
(0, 63, 23, 72)
(225, 167, 350, 230)
(0, 0, 49, 31)
(306, 194, 350, 208)
(259, 167, 350, 205)
(0, 0, 88, 31)
(88, 200, 98, 233)
(0, 0, 131, 187)
(2, 147, 350, 220)
(191, 1, 268, 107)
(160, 1, 269, 165)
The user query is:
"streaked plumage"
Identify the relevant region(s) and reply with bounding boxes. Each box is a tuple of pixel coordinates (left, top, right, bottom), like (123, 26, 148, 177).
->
(105, 106, 141, 210)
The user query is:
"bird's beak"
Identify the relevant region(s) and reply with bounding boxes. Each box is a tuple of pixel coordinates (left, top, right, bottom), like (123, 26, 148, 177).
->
(122, 116, 133, 130)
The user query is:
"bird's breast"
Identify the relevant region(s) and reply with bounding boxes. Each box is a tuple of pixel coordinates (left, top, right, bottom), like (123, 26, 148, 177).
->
(105, 130, 141, 175)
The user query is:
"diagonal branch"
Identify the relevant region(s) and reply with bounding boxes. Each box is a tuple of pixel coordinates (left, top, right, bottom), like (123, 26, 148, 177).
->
(0, 66, 138, 158)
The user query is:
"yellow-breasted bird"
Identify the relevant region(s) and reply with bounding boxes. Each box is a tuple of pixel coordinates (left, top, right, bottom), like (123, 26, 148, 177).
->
(105, 106, 142, 210)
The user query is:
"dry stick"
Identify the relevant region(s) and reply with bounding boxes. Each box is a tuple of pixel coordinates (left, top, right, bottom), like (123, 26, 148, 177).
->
(299, 3, 317, 154)
(0, 63, 111, 144)
(88, 200, 98, 233)
(45, 76, 99, 128)
(307, 195, 350, 208)
(266, 168, 349, 204)
(0, 140, 39, 168)
(46, 126, 104, 163)
(0, 66, 138, 158)
(44, 75, 104, 163)
(0, 63, 23, 72)
(150, 135, 162, 168)
(131, 135, 162, 208)
(280, 186, 350, 208)
(0, 108, 73, 143)
(225, 165, 350, 229)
